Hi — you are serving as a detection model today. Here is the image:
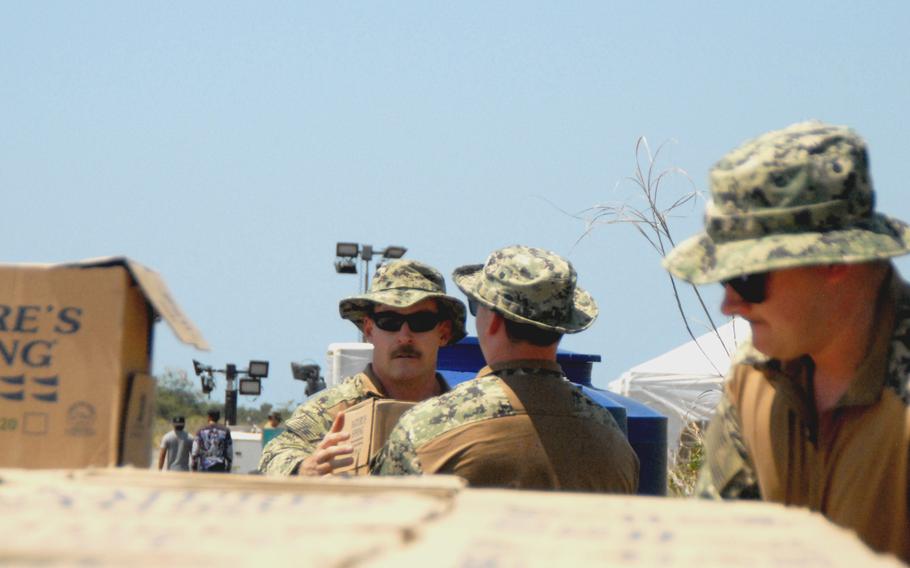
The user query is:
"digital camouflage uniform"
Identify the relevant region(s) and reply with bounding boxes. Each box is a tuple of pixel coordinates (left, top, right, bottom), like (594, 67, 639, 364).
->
(372, 245, 639, 492)
(664, 121, 910, 561)
(664, 121, 910, 283)
(259, 259, 465, 476)
(371, 359, 639, 492)
(258, 365, 449, 475)
(451, 245, 598, 334)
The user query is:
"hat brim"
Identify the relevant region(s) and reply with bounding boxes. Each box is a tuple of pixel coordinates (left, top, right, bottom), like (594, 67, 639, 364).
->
(664, 214, 910, 284)
(453, 265, 596, 334)
(339, 290, 467, 345)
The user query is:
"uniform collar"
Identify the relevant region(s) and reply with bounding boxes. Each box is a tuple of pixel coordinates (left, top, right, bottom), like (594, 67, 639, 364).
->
(476, 359, 564, 378)
(360, 364, 451, 396)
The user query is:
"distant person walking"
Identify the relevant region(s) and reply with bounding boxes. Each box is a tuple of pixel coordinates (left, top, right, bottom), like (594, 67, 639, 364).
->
(190, 409, 233, 473)
(265, 412, 282, 429)
(158, 416, 192, 471)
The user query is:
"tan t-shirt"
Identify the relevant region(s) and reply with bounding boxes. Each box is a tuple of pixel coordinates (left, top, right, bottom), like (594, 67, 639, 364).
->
(698, 273, 910, 561)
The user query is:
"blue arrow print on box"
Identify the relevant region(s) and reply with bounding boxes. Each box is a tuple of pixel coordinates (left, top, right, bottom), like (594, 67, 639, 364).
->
(32, 375, 59, 402)
(1, 375, 25, 400)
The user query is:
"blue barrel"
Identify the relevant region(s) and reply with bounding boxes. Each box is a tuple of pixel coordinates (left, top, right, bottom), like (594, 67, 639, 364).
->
(438, 337, 602, 380)
(437, 336, 667, 495)
(595, 390, 667, 495)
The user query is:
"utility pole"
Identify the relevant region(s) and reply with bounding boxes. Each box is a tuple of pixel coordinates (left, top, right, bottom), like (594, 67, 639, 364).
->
(224, 363, 238, 425)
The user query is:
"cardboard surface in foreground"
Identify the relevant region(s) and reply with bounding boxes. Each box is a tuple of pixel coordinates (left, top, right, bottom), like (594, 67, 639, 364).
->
(0, 468, 903, 567)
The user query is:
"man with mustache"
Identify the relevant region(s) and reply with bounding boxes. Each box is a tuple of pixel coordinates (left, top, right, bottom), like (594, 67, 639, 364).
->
(372, 245, 639, 492)
(259, 260, 466, 476)
(663, 121, 910, 561)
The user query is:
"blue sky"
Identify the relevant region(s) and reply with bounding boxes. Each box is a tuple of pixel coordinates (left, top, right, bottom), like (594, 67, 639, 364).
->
(3, 2, 909, 406)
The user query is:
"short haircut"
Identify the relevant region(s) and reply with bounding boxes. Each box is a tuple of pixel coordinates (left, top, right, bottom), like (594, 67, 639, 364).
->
(502, 317, 563, 347)
(207, 408, 221, 421)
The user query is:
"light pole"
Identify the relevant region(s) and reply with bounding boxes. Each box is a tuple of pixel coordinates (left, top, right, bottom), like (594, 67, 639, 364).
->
(334, 243, 407, 341)
(334, 242, 407, 295)
(192, 359, 270, 426)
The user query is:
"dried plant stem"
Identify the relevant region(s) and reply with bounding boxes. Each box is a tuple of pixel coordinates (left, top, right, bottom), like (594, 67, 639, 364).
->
(581, 137, 730, 369)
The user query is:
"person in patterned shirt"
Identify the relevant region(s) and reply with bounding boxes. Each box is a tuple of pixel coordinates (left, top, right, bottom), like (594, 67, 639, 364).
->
(371, 245, 639, 492)
(663, 121, 910, 561)
(190, 409, 233, 473)
(258, 259, 466, 476)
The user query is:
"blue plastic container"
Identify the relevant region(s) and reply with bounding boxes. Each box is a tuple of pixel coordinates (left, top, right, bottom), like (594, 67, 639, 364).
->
(595, 390, 668, 495)
(437, 337, 667, 495)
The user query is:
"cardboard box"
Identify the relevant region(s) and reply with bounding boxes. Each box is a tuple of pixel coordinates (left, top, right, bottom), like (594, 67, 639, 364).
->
(0, 468, 463, 566)
(0, 468, 901, 567)
(0, 257, 208, 469)
(334, 398, 416, 475)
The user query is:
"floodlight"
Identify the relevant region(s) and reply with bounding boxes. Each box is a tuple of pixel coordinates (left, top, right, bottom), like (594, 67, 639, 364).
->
(334, 259, 357, 274)
(291, 362, 320, 382)
(305, 378, 326, 397)
(334, 242, 408, 302)
(200, 375, 215, 394)
(291, 362, 326, 397)
(248, 360, 269, 378)
(192, 359, 205, 376)
(336, 242, 359, 258)
(383, 246, 407, 259)
(238, 378, 261, 396)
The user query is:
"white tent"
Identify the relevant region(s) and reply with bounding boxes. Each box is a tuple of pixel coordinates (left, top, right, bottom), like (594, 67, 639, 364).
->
(607, 319, 751, 453)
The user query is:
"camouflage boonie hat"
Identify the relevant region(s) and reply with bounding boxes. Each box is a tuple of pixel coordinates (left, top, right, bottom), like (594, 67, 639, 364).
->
(339, 259, 467, 345)
(664, 120, 910, 283)
(453, 245, 597, 334)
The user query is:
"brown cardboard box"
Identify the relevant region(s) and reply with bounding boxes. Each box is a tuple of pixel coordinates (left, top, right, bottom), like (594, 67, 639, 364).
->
(0, 257, 208, 469)
(0, 468, 463, 566)
(334, 398, 416, 475)
(370, 489, 907, 568)
(0, 468, 902, 567)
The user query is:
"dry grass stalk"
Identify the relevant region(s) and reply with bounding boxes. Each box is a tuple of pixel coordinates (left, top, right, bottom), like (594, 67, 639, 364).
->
(573, 137, 737, 495)
(578, 137, 731, 372)
(668, 420, 706, 497)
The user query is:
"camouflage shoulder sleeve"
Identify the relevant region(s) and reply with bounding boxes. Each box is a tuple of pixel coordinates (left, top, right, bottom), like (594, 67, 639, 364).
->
(371, 376, 515, 476)
(371, 419, 422, 475)
(571, 385, 625, 434)
(259, 375, 372, 476)
(696, 388, 761, 500)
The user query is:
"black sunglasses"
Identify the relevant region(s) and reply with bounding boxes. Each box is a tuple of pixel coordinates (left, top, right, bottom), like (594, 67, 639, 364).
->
(371, 310, 442, 333)
(722, 272, 769, 304)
